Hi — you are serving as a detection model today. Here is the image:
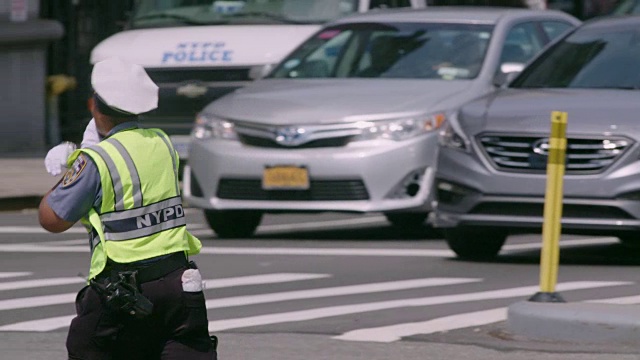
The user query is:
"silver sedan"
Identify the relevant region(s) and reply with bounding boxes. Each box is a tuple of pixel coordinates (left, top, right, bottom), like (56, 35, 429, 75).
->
(183, 7, 580, 238)
(435, 15, 640, 260)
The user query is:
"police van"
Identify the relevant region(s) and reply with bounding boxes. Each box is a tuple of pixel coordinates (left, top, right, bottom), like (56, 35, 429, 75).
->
(90, 0, 427, 159)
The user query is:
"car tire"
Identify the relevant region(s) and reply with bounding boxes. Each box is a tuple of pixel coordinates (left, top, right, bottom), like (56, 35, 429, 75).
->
(444, 227, 507, 261)
(384, 212, 429, 229)
(204, 210, 263, 238)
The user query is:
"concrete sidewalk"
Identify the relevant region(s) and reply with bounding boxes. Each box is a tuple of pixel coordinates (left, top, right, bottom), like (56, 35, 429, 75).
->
(1, 155, 640, 350)
(1, 157, 55, 211)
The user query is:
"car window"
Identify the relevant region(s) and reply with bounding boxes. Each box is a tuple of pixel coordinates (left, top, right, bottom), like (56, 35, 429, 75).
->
(512, 26, 640, 89)
(370, 0, 412, 8)
(499, 22, 544, 65)
(541, 21, 574, 41)
(132, 0, 361, 27)
(276, 30, 352, 78)
(271, 23, 494, 80)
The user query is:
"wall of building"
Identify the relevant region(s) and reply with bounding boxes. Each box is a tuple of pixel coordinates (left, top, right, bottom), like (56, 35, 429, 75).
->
(0, 0, 62, 155)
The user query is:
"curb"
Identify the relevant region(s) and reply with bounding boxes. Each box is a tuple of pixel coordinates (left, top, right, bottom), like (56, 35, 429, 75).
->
(507, 300, 640, 344)
(0, 196, 43, 212)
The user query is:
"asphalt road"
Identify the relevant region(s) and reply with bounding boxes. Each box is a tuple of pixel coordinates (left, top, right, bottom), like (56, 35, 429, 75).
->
(2, 208, 640, 359)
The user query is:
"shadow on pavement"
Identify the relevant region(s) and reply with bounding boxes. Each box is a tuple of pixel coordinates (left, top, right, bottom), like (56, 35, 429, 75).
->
(457, 241, 640, 266)
(202, 224, 443, 242)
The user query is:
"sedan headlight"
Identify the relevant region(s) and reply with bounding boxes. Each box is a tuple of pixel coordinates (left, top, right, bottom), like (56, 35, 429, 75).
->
(192, 113, 238, 140)
(438, 112, 470, 152)
(352, 113, 446, 142)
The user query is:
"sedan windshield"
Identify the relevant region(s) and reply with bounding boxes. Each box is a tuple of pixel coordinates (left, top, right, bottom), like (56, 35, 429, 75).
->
(132, 0, 358, 27)
(270, 23, 493, 80)
(512, 25, 640, 89)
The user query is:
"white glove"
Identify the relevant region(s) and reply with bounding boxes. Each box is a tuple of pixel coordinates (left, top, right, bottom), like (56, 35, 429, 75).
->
(80, 118, 100, 148)
(44, 142, 77, 176)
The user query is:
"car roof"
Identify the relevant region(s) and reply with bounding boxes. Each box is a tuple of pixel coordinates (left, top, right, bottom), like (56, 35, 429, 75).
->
(331, 6, 575, 26)
(579, 14, 640, 31)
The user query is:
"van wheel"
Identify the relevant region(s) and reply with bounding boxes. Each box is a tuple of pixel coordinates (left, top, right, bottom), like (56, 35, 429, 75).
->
(204, 210, 263, 238)
(384, 212, 429, 229)
(444, 227, 507, 261)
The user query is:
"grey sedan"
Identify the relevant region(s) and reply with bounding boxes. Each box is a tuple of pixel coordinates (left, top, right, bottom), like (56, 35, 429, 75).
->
(184, 7, 579, 238)
(435, 15, 640, 260)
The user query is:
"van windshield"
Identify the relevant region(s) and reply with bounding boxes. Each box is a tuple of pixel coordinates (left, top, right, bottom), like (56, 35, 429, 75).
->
(132, 0, 359, 28)
(270, 23, 494, 80)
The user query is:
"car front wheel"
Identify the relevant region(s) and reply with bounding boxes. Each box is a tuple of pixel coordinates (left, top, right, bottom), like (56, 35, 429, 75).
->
(204, 210, 263, 238)
(444, 227, 507, 261)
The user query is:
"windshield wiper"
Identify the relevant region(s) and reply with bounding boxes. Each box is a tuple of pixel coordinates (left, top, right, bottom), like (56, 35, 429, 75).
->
(134, 13, 217, 25)
(225, 11, 307, 24)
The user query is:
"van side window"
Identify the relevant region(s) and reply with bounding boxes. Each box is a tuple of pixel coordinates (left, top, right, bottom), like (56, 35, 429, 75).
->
(370, 0, 412, 8)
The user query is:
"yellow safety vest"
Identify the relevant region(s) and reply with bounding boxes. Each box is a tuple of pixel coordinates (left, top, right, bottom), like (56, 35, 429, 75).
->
(68, 128, 202, 280)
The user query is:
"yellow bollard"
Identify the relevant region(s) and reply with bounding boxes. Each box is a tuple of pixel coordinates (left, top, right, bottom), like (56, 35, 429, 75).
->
(530, 111, 568, 303)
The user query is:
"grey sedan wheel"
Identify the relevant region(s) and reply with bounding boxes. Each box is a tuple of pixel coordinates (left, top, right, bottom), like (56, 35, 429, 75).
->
(444, 227, 507, 261)
(204, 210, 263, 238)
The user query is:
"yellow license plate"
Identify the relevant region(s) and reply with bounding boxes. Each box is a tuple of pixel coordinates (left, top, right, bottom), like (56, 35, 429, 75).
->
(262, 166, 309, 190)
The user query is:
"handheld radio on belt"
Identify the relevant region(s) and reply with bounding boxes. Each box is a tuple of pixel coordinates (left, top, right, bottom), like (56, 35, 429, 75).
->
(90, 271, 154, 319)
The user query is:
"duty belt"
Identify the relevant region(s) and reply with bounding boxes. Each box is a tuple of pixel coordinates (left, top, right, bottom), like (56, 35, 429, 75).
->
(98, 251, 189, 284)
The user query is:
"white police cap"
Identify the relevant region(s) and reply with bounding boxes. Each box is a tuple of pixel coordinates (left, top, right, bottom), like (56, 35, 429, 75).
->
(91, 57, 158, 116)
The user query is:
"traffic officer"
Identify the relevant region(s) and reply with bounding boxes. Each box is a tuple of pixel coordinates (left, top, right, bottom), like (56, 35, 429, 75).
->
(38, 57, 217, 360)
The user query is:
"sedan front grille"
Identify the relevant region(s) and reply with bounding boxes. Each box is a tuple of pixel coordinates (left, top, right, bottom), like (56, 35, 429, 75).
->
(478, 135, 632, 173)
(238, 134, 353, 148)
(233, 122, 363, 148)
(217, 179, 369, 201)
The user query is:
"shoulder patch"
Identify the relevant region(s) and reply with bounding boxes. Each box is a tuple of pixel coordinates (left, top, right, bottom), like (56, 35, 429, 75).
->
(62, 154, 88, 187)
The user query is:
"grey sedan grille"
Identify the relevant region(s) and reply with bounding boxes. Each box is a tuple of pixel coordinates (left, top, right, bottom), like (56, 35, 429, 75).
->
(478, 135, 632, 173)
(234, 122, 363, 148)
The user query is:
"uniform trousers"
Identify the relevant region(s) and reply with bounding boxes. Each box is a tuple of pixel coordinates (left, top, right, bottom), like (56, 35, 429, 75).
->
(66, 265, 217, 360)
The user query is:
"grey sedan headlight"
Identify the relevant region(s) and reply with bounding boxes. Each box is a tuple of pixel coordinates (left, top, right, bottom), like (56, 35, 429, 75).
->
(353, 113, 446, 142)
(438, 112, 470, 152)
(192, 113, 238, 140)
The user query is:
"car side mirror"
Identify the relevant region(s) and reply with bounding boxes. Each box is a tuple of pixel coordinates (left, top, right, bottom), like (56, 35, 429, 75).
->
(249, 64, 274, 80)
(493, 62, 525, 87)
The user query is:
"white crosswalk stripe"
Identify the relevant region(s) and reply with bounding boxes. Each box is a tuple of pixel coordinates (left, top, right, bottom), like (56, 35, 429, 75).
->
(0, 268, 634, 340)
(334, 293, 640, 343)
(335, 308, 508, 343)
(0, 272, 31, 279)
(205, 278, 481, 309)
(0, 315, 76, 332)
(0, 273, 332, 312)
(207, 281, 630, 332)
(0, 277, 479, 331)
(0, 277, 86, 291)
(0, 237, 620, 257)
